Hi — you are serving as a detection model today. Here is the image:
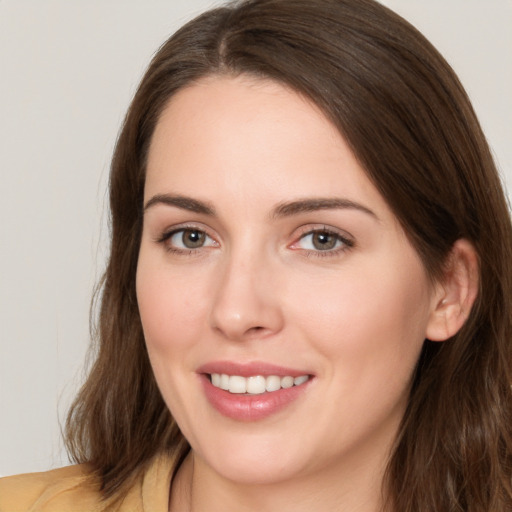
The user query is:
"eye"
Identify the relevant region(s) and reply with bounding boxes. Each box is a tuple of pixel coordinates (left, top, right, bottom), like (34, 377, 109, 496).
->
(293, 228, 354, 254)
(162, 228, 217, 251)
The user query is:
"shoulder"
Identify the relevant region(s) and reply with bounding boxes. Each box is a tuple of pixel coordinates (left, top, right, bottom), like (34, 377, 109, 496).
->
(0, 464, 102, 512)
(0, 450, 182, 512)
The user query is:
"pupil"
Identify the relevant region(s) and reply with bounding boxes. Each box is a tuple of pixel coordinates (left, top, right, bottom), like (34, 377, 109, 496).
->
(183, 230, 205, 248)
(313, 232, 336, 250)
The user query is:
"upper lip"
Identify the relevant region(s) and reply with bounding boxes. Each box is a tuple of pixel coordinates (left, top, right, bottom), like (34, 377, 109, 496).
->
(197, 361, 312, 378)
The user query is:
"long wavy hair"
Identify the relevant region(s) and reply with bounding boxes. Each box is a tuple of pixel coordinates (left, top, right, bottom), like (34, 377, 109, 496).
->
(65, 0, 512, 509)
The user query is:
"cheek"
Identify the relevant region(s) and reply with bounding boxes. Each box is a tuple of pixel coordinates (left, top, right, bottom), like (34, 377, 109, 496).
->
(288, 257, 432, 380)
(135, 256, 212, 430)
(285, 258, 432, 448)
(136, 257, 211, 357)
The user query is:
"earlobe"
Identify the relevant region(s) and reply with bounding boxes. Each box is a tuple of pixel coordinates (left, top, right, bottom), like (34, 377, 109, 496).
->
(426, 239, 479, 342)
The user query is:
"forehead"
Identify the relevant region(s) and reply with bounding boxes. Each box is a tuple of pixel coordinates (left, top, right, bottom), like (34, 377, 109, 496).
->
(147, 74, 343, 174)
(144, 74, 389, 219)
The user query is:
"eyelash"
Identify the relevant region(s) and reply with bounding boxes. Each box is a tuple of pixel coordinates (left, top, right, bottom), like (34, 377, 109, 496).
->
(291, 227, 354, 258)
(155, 225, 354, 258)
(156, 224, 217, 255)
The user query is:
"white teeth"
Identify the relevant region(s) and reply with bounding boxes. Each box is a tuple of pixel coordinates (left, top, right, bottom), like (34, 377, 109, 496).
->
(266, 375, 281, 392)
(246, 375, 266, 394)
(220, 374, 230, 390)
(294, 375, 309, 386)
(210, 373, 310, 394)
(229, 375, 247, 394)
(281, 376, 294, 389)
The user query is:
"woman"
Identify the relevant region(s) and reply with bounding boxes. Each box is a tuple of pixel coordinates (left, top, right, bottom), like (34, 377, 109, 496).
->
(1, 0, 511, 510)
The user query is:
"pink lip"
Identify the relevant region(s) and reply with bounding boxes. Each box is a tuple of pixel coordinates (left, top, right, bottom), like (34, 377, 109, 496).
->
(197, 360, 311, 378)
(197, 361, 313, 422)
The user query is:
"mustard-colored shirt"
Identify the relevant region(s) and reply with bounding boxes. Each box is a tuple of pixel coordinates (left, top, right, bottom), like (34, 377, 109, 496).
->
(0, 452, 176, 512)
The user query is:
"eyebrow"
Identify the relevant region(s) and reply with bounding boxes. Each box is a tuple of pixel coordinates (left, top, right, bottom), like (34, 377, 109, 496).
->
(270, 198, 378, 220)
(143, 194, 377, 220)
(144, 194, 216, 215)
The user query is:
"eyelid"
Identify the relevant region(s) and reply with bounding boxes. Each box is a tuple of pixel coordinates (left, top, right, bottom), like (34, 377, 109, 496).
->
(153, 222, 353, 257)
(155, 221, 213, 240)
(289, 225, 355, 255)
(155, 223, 219, 252)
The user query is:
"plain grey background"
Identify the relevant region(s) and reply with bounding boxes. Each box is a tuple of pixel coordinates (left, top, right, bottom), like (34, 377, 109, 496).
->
(1, 0, 511, 477)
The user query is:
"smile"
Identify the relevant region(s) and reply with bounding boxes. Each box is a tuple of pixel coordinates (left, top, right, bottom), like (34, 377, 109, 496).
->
(210, 373, 310, 394)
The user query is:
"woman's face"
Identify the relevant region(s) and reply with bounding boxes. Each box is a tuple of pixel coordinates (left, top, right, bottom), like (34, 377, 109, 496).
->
(137, 75, 440, 485)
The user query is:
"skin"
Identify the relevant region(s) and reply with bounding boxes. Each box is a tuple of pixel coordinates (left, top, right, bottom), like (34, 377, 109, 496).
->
(136, 75, 461, 511)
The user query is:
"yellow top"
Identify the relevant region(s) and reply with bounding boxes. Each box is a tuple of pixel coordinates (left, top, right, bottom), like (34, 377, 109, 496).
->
(0, 452, 176, 512)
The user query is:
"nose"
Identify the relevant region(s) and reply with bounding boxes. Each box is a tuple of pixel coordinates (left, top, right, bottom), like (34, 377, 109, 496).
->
(209, 250, 284, 341)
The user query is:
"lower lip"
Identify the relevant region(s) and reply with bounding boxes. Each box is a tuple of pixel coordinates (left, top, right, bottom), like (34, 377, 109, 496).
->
(200, 375, 312, 421)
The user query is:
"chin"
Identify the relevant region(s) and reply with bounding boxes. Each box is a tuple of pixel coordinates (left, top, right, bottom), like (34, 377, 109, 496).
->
(193, 431, 311, 485)
(208, 456, 305, 486)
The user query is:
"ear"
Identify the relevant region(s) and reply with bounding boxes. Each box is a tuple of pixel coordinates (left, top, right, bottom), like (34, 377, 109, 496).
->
(426, 239, 479, 342)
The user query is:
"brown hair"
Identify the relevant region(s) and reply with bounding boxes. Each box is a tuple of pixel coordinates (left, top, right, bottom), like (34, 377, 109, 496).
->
(65, 0, 512, 509)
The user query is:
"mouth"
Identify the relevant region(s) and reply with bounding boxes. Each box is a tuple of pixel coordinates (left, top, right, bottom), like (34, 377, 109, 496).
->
(208, 373, 310, 395)
(198, 362, 314, 421)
